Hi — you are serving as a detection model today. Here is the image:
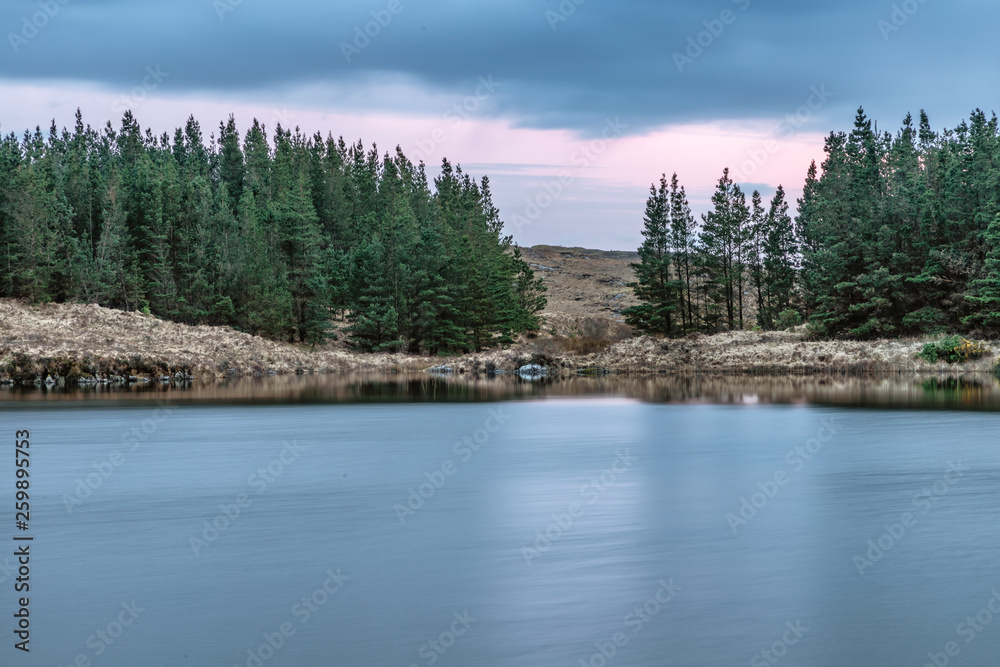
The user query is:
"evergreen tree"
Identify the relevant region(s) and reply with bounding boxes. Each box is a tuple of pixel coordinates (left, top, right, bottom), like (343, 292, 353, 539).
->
(667, 173, 697, 333)
(623, 176, 677, 336)
(345, 238, 404, 352)
(700, 168, 748, 330)
(964, 214, 1000, 334)
(94, 172, 144, 310)
(235, 189, 290, 337)
(408, 223, 466, 354)
(747, 190, 768, 328)
(218, 115, 245, 215)
(762, 185, 797, 326)
(510, 245, 547, 333)
(275, 170, 330, 343)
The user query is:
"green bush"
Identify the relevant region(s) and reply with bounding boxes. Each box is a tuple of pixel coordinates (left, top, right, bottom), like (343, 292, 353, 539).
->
(776, 309, 802, 330)
(917, 335, 990, 364)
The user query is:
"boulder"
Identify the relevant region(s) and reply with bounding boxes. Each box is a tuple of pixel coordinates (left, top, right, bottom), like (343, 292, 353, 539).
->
(517, 364, 548, 378)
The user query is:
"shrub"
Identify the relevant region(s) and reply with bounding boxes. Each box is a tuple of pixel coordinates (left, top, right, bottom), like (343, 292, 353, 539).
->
(917, 335, 990, 364)
(562, 317, 633, 355)
(803, 319, 827, 340)
(525, 338, 564, 364)
(526, 318, 633, 357)
(775, 309, 802, 330)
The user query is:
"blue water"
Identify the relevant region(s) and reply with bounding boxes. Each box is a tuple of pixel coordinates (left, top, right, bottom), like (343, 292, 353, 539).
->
(3, 399, 1000, 666)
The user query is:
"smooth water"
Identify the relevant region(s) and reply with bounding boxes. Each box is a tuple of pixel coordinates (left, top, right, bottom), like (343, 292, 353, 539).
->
(3, 390, 1000, 666)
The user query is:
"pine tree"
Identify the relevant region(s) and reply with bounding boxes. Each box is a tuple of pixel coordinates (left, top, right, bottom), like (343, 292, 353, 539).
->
(623, 176, 678, 336)
(345, 238, 404, 352)
(700, 168, 748, 330)
(5, 163, 59, 301)
(667, 173, 697, 333)
(963, 214, 1000, 334)
(94, 172, 144, 310)
(276, 171, 330, 343)
(236, 189, 290, 337)
(747, 190, 768, 328)
(763, 185, 797, 327)
(510, 245, 547, 333)
(218, 115, 245, 215)
(408, 223, 467, 354)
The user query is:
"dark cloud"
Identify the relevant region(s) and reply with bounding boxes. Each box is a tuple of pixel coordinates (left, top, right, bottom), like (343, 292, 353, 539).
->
(1, 0, 998, 134)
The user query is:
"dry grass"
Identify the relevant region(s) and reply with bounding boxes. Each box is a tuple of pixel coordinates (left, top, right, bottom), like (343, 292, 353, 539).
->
(527, 316, 633, 357)
(2, 295, 999, 381)
(581, 331, 1000, 375)
(0, 299, 436, 381)
(522, 245, 639, 317)
(11, 244, 994, 381)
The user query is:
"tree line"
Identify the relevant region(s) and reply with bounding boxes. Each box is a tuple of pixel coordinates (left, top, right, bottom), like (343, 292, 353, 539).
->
(0, 111, 546, 352)
(624, 171, 797, 335)
(627, 107, 1000, 339)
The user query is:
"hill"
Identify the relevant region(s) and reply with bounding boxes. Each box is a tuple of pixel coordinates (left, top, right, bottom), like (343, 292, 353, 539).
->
(521, 245, 639, 319)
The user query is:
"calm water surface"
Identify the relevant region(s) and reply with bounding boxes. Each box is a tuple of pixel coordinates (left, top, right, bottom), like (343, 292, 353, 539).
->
(2, 377, 999, 666)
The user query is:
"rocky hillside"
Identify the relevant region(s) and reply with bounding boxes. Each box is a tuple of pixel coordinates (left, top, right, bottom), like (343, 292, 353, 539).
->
(521, 245, 639, 318)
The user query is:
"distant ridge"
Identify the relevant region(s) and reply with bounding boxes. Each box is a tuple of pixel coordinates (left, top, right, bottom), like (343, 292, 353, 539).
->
(528, 245, 639, 260)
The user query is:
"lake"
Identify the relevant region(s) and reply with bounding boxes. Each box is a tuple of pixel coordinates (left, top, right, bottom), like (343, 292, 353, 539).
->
(2, 375, 999, 666)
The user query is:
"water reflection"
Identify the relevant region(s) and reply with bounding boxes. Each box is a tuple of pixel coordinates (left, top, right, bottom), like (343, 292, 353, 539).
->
(3, 372, 1000, 409)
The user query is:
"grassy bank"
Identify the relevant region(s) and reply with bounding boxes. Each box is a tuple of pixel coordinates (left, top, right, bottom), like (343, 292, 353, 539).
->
(0, 299, 995, 384)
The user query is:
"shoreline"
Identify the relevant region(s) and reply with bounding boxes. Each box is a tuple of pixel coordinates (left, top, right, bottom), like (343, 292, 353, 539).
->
(1, 299, 995, 385)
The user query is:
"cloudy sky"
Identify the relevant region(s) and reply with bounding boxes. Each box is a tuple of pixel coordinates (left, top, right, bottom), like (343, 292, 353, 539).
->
(1, 0, 997, 249)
